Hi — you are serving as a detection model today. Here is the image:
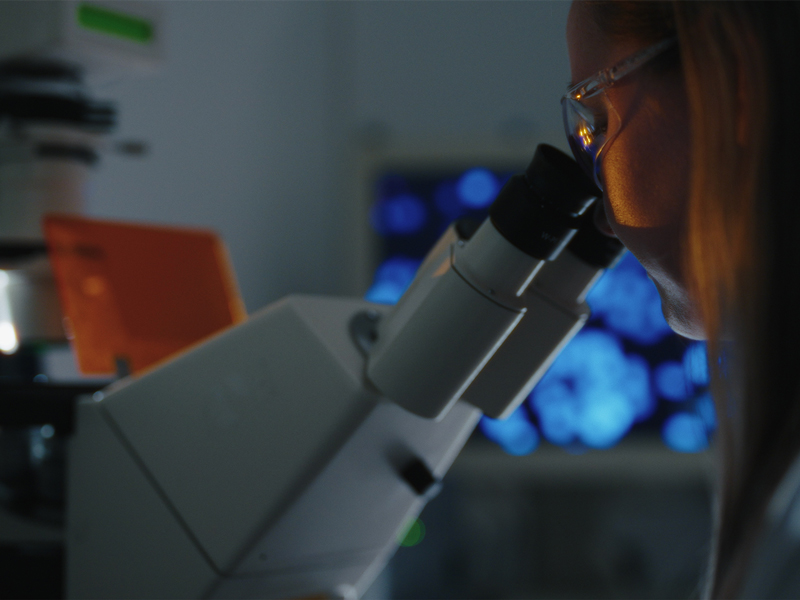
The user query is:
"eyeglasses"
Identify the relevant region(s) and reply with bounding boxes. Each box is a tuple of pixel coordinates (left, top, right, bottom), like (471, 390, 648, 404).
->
(562, 37, 676, 191)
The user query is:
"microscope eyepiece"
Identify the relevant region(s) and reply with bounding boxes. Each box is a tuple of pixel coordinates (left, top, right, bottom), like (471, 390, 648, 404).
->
(489, 144, 600, 260)
(566, 214, 626, 269)
(525, 144, 601, 214)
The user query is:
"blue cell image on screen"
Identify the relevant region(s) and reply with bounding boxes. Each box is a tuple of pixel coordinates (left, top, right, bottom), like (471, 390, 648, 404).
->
(528, 328, 655, 449)
(365, 256, 422, 305)
(370, 194, 428, 235)
(434, 180, 463, 220)
(368, 167, 712, 454)
(586, 253, 673, 345)
(683, 342, 710, 387)
(662, 411, 709, 453)
(695, 393, 717, 432)
(654, 360, 691, 402)
(479, 407, 540, 456)
(457, 168, 498, 209)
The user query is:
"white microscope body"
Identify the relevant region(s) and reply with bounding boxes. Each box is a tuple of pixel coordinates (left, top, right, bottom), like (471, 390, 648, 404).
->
(68, 294, 479, 599)
(66, 145, 621, 599)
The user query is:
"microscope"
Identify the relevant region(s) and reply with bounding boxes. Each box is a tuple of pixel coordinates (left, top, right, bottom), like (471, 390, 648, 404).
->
(67, 145, 623, 599)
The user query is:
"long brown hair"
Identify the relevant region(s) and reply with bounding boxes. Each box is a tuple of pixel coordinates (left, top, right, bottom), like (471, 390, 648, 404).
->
(588, 2, 800, 597)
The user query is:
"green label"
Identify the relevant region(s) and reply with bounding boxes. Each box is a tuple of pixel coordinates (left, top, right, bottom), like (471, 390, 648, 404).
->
(76, 3, 154, 44)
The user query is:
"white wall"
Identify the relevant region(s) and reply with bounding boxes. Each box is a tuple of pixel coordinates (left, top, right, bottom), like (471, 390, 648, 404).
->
(87, 1, 571, 312)
(352, 1, 571, 144)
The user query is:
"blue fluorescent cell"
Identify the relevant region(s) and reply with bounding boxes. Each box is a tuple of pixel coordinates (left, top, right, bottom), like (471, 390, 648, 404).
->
(479, 407, 539, 456)
(456, 168, 498, 209)
(695, 392, 717, 432)
(577, 389, 636, 449)
(662, 412, 709, 453)
(587, 253, 673, 345)
(373, 256, 421, 285)
(364, 256, 421, 305)
(370, 194, 428, 235)
(529, 380, 578, 445)
(434, 180, 464, 220)
(654, 360, 691, 402)
(683, 342, 710, 386)
(529, 328, 652, 448)
(364, 281, 406, 305)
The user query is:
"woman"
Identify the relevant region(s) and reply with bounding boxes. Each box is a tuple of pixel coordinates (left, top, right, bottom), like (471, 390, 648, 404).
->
(563, 2, 800, 597)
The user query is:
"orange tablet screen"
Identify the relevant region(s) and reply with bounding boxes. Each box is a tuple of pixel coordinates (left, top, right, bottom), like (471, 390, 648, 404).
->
(44, 214, 247, 376)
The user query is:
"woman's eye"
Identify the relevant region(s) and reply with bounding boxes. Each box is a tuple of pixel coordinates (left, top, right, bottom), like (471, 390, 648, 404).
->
(592, 114, 608, 135)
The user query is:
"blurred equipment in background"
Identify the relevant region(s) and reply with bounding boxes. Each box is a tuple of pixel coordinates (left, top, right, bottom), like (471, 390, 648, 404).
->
(0, 3, 162, 599)
(0, 59, 115, 354)
(0, 0, 161, 351)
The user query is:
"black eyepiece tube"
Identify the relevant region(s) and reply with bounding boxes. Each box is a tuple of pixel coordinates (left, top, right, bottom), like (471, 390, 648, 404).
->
(489, 144, 600, 260)
(567, 212, 627, 269)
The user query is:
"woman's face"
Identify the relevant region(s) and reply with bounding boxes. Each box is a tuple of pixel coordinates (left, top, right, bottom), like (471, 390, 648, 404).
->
(567, 2, 703, 339)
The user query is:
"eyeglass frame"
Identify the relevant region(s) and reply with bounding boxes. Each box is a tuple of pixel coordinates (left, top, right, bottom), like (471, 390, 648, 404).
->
(561, 37, 677, 190)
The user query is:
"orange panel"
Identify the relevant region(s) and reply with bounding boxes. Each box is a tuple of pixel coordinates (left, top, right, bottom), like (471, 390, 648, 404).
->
(43, 214, 247, 376)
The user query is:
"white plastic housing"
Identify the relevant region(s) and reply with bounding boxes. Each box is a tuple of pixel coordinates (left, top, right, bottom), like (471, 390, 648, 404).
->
(0, 1, 163, 76)
(0, 257, 65, 348)
(67, 295, 479, 599)
(461, 248, 605, 419)
(451, 220, 544, 302)
(531, 246, 606, 306)
(366, 220, 539, 420)
(0, 125, 100, 242)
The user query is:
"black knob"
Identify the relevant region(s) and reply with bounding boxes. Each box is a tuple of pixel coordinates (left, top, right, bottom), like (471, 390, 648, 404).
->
(400, 458, 439, 496)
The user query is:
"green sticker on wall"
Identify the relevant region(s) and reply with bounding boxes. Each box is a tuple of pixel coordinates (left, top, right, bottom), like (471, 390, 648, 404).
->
(77, 3, 153, 44)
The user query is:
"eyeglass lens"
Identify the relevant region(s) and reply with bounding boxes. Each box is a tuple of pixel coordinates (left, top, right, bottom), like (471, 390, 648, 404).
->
(563, 98, 606, 189)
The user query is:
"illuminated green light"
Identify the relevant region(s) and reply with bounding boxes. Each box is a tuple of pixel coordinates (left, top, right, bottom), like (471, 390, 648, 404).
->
(398, 518, 426, 547)
(77, 3, 154, 44)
